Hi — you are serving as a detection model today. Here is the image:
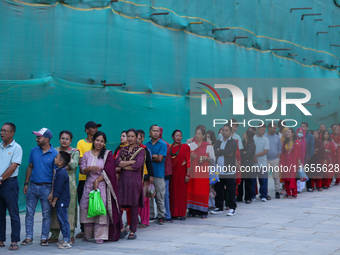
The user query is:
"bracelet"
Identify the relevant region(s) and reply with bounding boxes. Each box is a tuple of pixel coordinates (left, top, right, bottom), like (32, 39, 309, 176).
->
(24, 182, 29, 186)
(95, 179, 99, 183)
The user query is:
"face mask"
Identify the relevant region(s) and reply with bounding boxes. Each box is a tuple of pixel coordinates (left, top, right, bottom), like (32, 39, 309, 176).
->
(297, 133, 303, 138)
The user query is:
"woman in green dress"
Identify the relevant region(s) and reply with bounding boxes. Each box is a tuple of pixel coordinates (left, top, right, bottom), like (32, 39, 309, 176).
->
(48, 130, 79, 244)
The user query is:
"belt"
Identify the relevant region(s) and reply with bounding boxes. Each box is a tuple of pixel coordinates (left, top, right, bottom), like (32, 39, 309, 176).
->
(31, 181, 52, 186)
(2, 176, 17, 183)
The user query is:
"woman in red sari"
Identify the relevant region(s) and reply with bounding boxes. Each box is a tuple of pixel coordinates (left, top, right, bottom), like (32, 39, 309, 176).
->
(331, 126, 340, 185)
(308, 130, 325, 191)
(169, 130, 190, 220)
(187, 127, 215, 218)
(280, 128, 301, 198)
(322, 131, 337, 189)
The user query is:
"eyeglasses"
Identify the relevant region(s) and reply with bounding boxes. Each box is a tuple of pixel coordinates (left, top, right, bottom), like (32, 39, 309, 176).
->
(0, 129, 10, 133)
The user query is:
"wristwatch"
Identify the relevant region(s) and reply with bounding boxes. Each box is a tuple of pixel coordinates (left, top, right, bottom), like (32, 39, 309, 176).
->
(24, 182, 29, 186)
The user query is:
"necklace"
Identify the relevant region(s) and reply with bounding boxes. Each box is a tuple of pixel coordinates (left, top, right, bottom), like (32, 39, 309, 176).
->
(285, 141, 293, 151)
(170, 144, 182, 158)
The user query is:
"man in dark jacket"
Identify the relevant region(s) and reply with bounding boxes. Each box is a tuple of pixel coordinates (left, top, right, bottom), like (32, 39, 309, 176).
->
(211, 125, 238, 216)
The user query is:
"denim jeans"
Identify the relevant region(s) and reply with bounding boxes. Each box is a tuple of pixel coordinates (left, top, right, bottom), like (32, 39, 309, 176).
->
(25, 183, 52, 240)
(251, 167, 268, 199)
(56, 207, 70, 243)
(0, 178, 21, 242)
(164, 179, 171, 220)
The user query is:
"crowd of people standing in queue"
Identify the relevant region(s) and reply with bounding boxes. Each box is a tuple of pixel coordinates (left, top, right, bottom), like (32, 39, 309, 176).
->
(0, 120, 339, 250)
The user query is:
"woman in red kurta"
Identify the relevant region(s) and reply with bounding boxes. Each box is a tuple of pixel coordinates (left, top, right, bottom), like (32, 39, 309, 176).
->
(169, 130, 190, 220)
(187, 127, 215, 218)
(280, 128, 301, 198)
(308, 130, 325, 191)
(322, 131, 337, 189)
(331, 126, 340, 185)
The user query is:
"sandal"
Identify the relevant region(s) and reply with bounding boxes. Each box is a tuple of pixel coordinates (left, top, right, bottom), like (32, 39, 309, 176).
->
(95, 239, 104, 244)
(40, 239, 49, 246)
(267, 195, 271, 200)
(186, 214, 193, 218)
(70, 237, 75, 244)
(20, 239, 33, 246)
(138, 224, 147, 229)
(245, 200, 251, 204)
(291, 195, 297, 199)
(201, 215, 207, 219)
(47, 238, 58, 243)
(283, 195, 290, 199)
(9, 243, 19, 250)
(0, 242, 5, 247)
(82, 236, 88, 242)
(127, 233, 137, 240)
(120, 230, 128, 239)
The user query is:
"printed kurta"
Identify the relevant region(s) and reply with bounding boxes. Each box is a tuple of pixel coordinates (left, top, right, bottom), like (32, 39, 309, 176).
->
(187, 142, 215, 213)
(115, 146, 145, 207)
(50, 147, 79, 237)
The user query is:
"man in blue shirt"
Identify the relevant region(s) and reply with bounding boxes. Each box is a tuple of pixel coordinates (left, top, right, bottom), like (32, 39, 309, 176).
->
(52, 151, 71, 249)
(301, 122, 315, 192)
(0, 123, 23, 251)
(21, 128, 58, 246)
(264, 123, 282, 199)
(146, 125, 167, 225)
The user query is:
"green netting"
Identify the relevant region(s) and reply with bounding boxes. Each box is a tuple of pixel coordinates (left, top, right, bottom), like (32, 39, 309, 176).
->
(0, 0, 340, 212)
(0, 77, 189, 211)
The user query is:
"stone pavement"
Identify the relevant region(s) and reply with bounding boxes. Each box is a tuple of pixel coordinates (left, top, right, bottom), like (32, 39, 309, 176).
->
(2, 178, 340, 255)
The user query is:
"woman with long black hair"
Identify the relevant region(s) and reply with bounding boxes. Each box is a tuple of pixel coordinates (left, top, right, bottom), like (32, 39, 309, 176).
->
(80, 132, 122, 243)
(238, 130, 256, 204)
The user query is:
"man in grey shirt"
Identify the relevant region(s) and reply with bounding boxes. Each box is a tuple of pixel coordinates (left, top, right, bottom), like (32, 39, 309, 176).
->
(252, 124, 270, 202)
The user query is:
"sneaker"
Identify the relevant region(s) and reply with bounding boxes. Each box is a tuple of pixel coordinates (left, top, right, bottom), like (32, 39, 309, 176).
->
(157, 218, 165, 225)
(58, 242, 72, 249)
(307, 188, 314, 192)
(166, 219, 174, 223)
(252, 198, 256, 202)
(275, 192, 280, 199)
(261, 198, 267, 202)
(226, 209, 236, 216)
(149, 217, 156, 222)
(210, 209, 223, 214)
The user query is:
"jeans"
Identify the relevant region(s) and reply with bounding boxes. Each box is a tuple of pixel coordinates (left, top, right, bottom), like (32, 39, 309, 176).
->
(25, 183, 52, 240)
(164, 179, 171, 220)
(251, 167, 268, 199)
(56, 207, 70, 243)
(0, 178, 21, 242)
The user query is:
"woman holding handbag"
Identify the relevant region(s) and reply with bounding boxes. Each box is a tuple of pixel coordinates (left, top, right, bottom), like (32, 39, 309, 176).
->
(80, 131, 122, 243)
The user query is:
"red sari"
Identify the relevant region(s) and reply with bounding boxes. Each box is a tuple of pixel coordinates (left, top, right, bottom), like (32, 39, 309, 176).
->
(331, 133, 340, 184)
(169, 143, 191, 217)
(322, 141, 337, 188)
(187, 141, 211, 215)
(280, 140, 301, 196)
